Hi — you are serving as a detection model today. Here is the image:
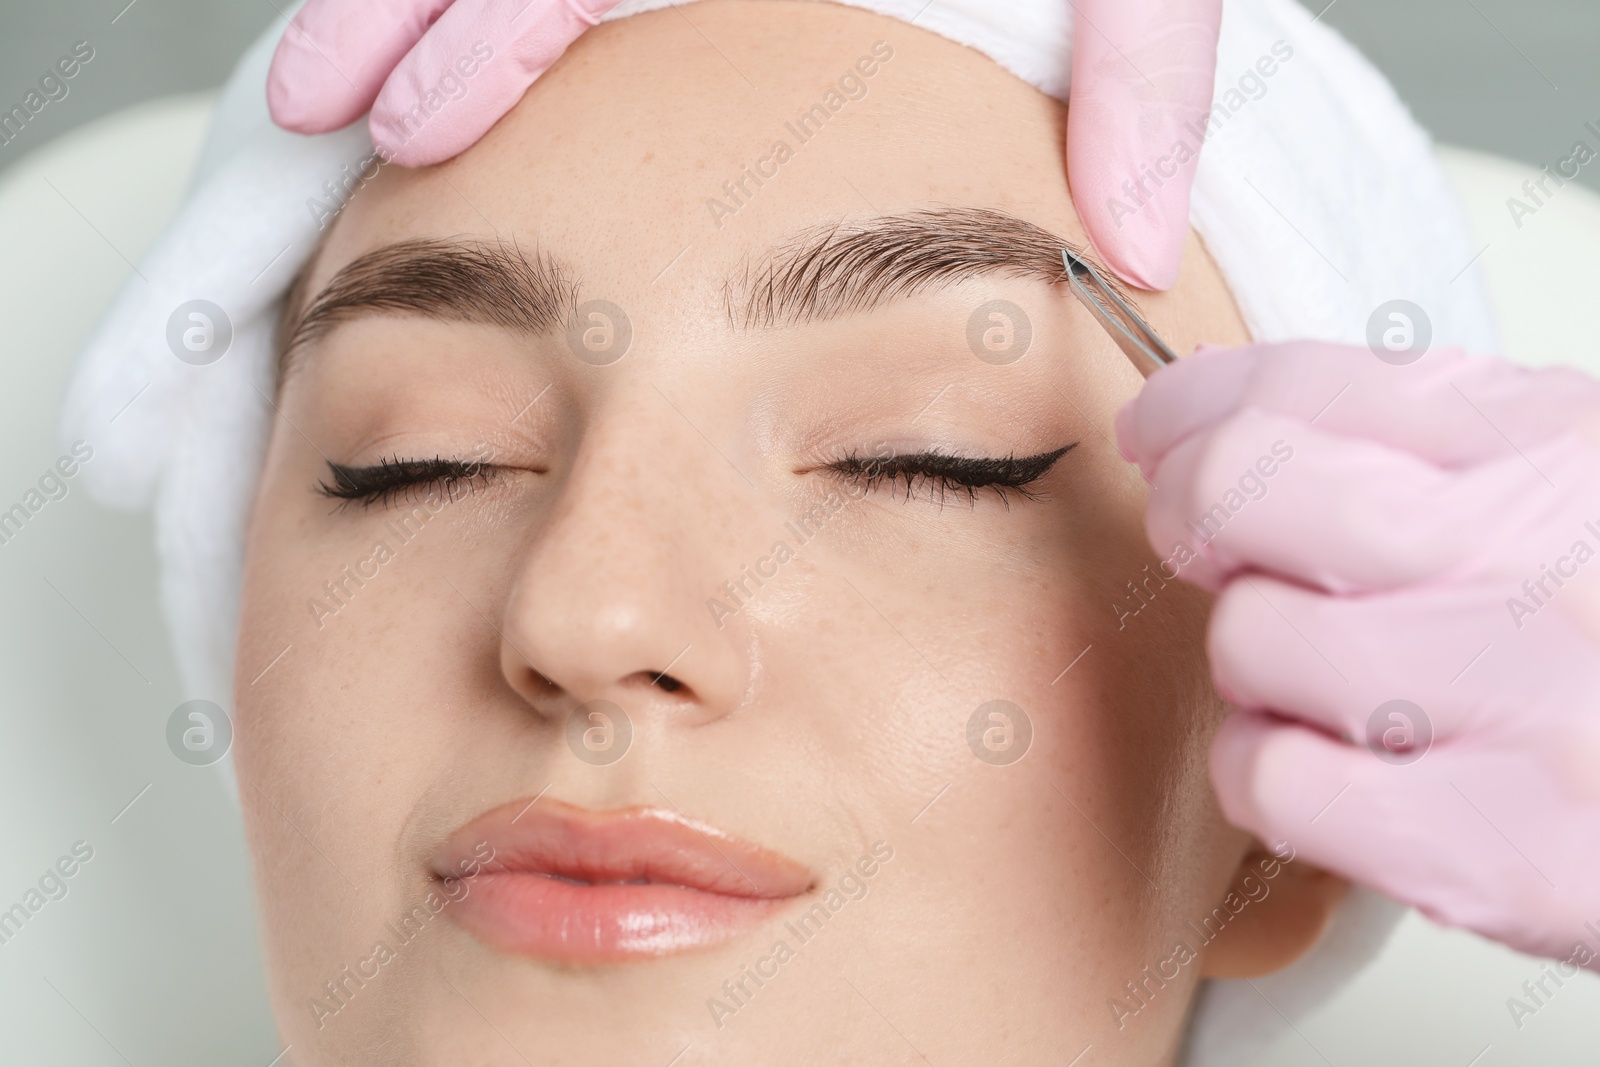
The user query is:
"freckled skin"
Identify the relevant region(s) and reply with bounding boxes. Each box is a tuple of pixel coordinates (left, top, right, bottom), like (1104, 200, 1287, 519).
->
(232, 3, 1311, 1065)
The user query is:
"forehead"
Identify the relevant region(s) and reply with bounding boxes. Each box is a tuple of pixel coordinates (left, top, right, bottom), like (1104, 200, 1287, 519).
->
(309, 0, 1088, 305)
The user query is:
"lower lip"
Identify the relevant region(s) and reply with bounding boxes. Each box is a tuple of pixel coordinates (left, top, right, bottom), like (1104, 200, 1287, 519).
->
(451, 872, 791, 963)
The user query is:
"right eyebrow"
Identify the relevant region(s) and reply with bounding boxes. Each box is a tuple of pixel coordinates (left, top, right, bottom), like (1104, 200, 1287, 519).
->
(279, 238, 576, 383)
(728, 207, 1134, 329)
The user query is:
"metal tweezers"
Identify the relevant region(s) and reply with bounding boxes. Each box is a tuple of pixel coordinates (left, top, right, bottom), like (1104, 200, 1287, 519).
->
(1061, 248, 1177, 378)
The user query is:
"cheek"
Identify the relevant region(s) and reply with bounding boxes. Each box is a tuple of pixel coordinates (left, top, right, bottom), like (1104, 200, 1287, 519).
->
(749, 461, 1221, 932)
(236, 445, 354, 793)
(234, 435, 460, 1022)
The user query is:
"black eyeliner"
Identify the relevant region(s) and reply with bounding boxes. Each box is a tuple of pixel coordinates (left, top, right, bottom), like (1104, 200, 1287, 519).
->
(318, 455, 495, 508)
(827, 443, 1077, 506)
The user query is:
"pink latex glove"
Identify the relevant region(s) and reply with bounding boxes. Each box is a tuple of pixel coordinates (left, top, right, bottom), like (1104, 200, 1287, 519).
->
(1068, 0, 1223, 290)
(266, 0, 1222, 289)
(266, 0, 623, 166)
(1117, 340, 1600, 966)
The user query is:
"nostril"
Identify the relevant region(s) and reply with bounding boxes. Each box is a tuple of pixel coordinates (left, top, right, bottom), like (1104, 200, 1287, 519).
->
(619, 668, 689, 695)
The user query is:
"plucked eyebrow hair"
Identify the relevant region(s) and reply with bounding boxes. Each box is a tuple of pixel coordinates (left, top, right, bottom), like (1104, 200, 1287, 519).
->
(277, 208, 1136, 378)
(278, 237, 576, 383)
(729, 206, 1130, 328)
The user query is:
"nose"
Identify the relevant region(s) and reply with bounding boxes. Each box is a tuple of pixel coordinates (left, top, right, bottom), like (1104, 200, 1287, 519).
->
(498, 393, 753, 727)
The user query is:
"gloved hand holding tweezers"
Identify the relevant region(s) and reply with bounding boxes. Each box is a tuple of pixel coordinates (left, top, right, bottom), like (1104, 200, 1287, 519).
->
(1071, 251, 1600, 969)
(1118, 339, 1600, 969)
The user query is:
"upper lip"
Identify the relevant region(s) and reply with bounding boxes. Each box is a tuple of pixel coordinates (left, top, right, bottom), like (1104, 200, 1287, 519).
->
(432, 796, 815, 899)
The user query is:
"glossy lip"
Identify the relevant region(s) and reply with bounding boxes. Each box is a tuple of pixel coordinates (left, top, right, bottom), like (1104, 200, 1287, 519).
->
(431, 797, 814, 964)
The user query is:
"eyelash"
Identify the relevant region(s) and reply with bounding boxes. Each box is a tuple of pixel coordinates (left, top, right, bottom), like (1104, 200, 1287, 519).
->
(824, 445, 1075, 507)
(317, 456, 497, 509)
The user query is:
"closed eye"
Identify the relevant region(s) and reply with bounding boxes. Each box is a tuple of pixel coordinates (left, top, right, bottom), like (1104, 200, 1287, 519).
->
(824, 444, 1076, 507)
(317, 456, 498, 509)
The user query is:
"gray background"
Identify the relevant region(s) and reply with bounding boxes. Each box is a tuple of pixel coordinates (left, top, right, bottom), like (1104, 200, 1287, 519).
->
(2, 0, 1599, 188)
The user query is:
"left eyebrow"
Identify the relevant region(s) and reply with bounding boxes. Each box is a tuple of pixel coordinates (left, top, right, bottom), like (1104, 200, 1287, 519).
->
(727, 206, 1136, 329)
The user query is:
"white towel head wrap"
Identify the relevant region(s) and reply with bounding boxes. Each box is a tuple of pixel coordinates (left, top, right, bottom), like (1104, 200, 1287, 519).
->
(61, 0, 1497, 1061)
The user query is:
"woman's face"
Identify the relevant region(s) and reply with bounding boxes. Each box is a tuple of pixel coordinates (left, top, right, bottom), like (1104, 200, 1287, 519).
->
(236, 2, 1274, 1063)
